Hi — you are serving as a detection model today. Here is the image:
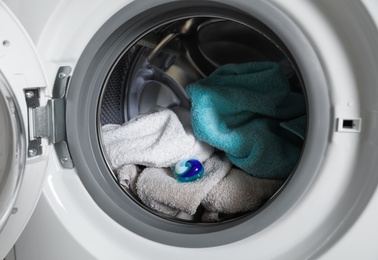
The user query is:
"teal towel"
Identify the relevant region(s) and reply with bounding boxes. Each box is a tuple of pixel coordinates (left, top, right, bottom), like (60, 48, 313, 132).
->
(186, 62, 306, 180)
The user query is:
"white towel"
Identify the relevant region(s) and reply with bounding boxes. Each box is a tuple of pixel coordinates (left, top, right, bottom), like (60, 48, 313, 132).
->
(117, 165, 196, 221)
(102, 107, 214, 170)
(201, 168, 283, 221)
(116, 164, 140, 194)
(136, 153, 232, 216)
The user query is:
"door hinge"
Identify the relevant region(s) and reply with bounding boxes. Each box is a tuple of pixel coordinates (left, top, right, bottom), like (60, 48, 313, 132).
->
(32, 96, 65, 144)
(25, 66, 74, 169)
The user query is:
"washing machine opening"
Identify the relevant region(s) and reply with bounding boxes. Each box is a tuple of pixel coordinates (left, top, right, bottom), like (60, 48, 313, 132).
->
(66, 1, 330, 247)
(98, 16, 307, 223)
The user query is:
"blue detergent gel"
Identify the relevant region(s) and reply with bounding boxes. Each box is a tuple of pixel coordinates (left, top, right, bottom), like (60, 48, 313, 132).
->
(174, 159, 204, 182)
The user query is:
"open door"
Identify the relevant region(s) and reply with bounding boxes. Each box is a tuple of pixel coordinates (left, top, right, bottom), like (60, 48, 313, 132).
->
(0, 2, 50, 258)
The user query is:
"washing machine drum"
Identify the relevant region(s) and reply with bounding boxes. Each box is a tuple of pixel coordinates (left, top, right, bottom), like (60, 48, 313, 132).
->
(67, 9, 311, 247)
(65, 1, 369, 248)
(100, 17, 306, 216)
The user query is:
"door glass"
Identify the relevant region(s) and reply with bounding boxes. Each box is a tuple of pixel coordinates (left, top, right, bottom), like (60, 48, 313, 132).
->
(0, 73, 26, 232)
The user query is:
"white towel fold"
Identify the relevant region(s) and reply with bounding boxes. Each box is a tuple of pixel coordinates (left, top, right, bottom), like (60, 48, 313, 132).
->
(102, 107, 214, 170)
(201, 168, 283, 219)
(136, 153, 232, 216)
(116, 164, 140, 194)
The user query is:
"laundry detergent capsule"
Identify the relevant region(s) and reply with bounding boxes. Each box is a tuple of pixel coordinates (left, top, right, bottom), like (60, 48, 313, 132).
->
(174, 159, 204, 182)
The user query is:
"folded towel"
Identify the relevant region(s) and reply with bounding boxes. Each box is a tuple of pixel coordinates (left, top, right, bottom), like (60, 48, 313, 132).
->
(102, 107, 214, 170)
(116, 164, 140, 195)
(280, 115, 307, 140)
(186, 62, 306, 179)
(201, 168, 283, 220)
(136, 153, 232, 216)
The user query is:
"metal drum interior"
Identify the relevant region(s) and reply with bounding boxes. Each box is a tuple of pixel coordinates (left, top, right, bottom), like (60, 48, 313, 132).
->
(99, 16, 307, 223)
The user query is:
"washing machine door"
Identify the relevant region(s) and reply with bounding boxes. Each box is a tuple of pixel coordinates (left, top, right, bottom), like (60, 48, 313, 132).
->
(0, 3, 50, 258)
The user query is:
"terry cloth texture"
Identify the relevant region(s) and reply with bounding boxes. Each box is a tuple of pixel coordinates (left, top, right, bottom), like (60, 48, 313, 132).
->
(187, 62, 307, 179)
(102, 106, 214, 170)
(201, 168, 283, 220)
(116, 164, 140, 195)
(136, 153, 232, 216)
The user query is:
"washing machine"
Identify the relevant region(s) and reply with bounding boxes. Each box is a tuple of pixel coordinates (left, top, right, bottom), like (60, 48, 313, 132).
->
(1, 0, 378, 259)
